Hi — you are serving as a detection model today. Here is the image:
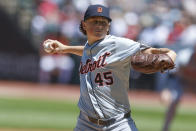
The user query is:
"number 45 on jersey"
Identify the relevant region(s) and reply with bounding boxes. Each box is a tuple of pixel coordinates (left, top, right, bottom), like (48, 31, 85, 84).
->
(95, 71, 113, 86)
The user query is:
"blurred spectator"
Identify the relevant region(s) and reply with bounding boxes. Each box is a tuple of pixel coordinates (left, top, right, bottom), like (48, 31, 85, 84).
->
(124, 12, 141, 41)
(155, 71, 183, 131)
(179, 24, 196, 46)
(39, 54, 75, 84)
(155, 42, 196, 131)
(178, 44, 196, 92)
(167, 14, 191, 45)
(39, 31, 75, 84)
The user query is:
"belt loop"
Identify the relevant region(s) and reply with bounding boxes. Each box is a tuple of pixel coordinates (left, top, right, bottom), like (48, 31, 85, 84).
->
(97, 119, 101, 125)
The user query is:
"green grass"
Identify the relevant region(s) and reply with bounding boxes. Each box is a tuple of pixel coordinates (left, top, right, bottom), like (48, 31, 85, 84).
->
(0, 97, 195, 131)
(0, 98, 79, 130)
(132, 105, 196, 131)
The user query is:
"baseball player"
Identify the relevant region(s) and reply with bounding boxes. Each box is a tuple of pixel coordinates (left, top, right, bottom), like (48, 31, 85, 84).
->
(43, 4, 176, 131)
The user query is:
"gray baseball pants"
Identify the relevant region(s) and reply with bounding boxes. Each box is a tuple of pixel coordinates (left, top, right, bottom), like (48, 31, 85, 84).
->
(74, 111, 138, 131)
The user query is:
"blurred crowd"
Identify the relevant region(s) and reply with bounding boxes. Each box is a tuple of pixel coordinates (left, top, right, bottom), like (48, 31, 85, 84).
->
(0, 0, 196, 91)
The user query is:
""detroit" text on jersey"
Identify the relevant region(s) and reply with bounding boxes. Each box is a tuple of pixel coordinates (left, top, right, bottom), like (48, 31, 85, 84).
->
(79, 52, 111, 74)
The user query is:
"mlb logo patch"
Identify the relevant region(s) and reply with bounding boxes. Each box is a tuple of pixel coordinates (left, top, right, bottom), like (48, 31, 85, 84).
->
(97, 7, 102, 13)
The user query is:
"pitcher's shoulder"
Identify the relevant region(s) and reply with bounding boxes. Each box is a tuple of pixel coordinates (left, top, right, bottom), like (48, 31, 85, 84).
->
(105, 35, 122, 40)
(107, 35, 136, 43)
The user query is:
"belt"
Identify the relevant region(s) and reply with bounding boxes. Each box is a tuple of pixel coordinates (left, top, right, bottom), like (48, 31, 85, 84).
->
(88, 112, 130, 126)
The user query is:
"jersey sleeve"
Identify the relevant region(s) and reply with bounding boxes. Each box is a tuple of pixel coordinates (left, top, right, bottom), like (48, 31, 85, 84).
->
(114, 37, 150, 61)
(140, 42, 151, 51)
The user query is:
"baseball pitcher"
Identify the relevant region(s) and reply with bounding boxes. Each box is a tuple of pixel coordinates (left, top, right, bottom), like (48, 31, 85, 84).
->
(43, 4, 176, 131)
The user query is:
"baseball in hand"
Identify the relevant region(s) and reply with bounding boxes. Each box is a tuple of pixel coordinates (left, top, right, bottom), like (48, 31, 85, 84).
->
(43, 41, 54, 53)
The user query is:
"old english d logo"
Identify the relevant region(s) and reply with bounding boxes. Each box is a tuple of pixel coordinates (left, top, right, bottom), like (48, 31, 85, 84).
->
(97, 7, 102, 13)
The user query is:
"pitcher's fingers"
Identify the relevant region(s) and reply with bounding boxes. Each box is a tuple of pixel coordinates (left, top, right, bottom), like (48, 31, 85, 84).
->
(49, 42, 58, 50)
(43, 39, 52, 44)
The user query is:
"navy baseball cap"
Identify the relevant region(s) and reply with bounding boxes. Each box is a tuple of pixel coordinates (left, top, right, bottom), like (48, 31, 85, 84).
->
(84, 4, 112, 22)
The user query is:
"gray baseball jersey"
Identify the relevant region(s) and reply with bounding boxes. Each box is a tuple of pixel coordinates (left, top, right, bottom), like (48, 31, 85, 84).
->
(78, 35, 149, 119)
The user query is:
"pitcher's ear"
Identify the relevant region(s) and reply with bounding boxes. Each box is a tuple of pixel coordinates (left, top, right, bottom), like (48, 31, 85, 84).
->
(82, 21, 86, 30)
(79, 20, 87, 35)
(107, 23, 110, 35)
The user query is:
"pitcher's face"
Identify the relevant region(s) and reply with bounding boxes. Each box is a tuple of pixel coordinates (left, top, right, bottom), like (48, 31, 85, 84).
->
(83, 16, 110, 41)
